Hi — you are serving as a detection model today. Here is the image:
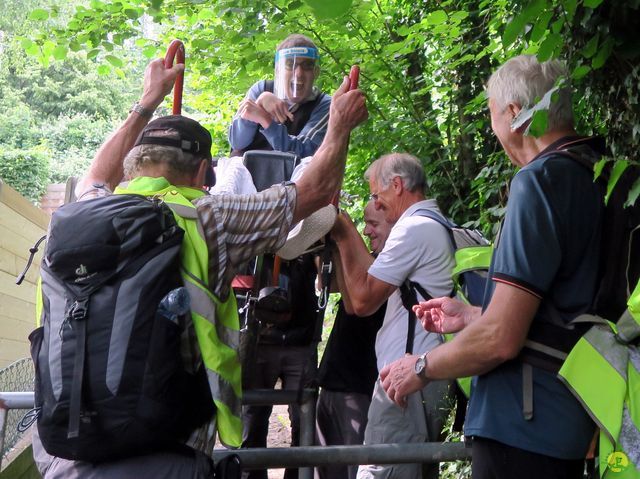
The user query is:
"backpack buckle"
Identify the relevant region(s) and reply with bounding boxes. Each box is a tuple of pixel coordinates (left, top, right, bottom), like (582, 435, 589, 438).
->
(69, 299, 89, 322)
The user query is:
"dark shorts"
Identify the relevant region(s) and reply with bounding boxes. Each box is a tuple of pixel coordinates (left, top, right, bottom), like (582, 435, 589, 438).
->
(471, 437, 584, 479)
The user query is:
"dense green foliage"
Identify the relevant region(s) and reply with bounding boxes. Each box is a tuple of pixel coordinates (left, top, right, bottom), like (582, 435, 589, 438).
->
(0, 148, 50, 203)
(0, 0, 143, 203)
(5, 0, 640, 232)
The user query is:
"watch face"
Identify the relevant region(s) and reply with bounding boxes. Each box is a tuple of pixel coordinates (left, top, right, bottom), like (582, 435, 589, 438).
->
(414, 355, 426, 376)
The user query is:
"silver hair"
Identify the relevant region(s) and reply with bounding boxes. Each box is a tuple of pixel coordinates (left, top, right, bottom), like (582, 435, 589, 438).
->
(364, 153, 426, 193)
(123, 130, 203, 180)
(486, 55, 574, 131)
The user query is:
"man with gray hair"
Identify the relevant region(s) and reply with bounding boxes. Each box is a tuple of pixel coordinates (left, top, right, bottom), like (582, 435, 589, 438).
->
(32, 57, 367, 478)
(331, 153, 454, 479)
(382, 55, 605, 478)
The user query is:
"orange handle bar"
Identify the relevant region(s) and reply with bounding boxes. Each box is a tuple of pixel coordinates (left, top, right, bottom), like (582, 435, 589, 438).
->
(349, 65, 360, 91)
(164, 40, 185, 115)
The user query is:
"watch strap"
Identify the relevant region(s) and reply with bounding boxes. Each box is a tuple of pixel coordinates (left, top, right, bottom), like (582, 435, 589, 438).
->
(130, 102, 154, 119)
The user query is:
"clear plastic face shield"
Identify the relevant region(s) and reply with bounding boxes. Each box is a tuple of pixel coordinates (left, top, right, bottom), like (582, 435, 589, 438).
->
(274, 46, 319, 104)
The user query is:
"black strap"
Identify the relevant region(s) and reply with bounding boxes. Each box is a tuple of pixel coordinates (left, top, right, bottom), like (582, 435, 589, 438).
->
(67, 298, 89, 439)
(136, 136, 205, 155)
(16, 234, 47, 285)
(300, 238, 333, 397)
(399, 281, 432, 354)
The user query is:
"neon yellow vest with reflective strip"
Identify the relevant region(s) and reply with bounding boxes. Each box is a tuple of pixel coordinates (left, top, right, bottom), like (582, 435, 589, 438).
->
(559, 280, 640, 478)
(115, 176, 243, 447)
(444, 245, 493, 398)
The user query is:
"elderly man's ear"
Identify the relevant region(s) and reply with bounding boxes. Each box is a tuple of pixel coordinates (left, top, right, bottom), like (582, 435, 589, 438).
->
(192, 159, 210, 188)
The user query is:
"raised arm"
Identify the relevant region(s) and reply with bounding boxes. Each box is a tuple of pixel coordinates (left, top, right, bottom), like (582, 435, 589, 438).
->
(292, 77, 367, 222)
(76, 58, 184, 194)
(330, 213, 396, 316)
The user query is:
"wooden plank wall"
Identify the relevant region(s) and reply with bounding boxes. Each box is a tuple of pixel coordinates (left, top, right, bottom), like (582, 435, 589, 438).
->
(0, 180, 49, 369)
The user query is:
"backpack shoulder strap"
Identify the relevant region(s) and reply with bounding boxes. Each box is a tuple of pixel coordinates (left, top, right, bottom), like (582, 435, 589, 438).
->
(399, 281, 433, 354)
(264, 80, 274, 93)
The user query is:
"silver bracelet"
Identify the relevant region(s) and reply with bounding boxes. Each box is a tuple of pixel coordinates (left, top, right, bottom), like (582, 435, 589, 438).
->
(129, 102, 154, 118)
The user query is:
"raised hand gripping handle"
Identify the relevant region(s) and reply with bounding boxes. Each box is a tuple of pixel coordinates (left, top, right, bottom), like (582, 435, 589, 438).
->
(164, 40, 185, 115)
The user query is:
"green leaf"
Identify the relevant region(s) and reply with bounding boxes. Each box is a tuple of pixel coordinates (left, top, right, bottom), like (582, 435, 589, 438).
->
(425, 10, 448, 25)
(529, 10, 553, 43)
(29, 8, 50, 21)
(503, 14, 526, 48)
(527, 109, 548, 137)
(87, 48, 101, 60)
(551, 18, 564, 34)
(90, 0, 105, 9)
(105, 54, 124, 67)
(625, 177, 640, 208)
(592, 38, 614, 69)
(571, 65, 591, 80)
(522, 0, 546, 23)
(450, 11, 469, 23)
(97, 64, 111, 76)
(563, 0, 578, 20)
(592, 159, 607, 181)
(537, 32, 561, 61)
(142, 44, 158, 58)
(124, 8, 140, 19)
(605, 160, 629, 204)
(581, 33, 599, 59)
(583, 0, 603, 8)
(303, 0, 353, 19)
(52, 45, 68, 60)
(198, 8, 215, 20)
(21, 38, 39, 56)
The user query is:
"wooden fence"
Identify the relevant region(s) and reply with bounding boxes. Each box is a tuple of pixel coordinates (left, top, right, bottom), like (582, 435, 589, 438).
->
(0, 181, 49, 369)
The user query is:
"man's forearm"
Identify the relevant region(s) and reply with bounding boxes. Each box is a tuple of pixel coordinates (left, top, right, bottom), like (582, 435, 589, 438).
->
(80, 111, 153, 192)
(292, 125, 350, 222)
(76, 59, 183, 194)
(335, 228, 375, 310)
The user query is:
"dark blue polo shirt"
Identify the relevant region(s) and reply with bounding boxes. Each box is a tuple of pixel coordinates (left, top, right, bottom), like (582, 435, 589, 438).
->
(465, 141, 602, 459)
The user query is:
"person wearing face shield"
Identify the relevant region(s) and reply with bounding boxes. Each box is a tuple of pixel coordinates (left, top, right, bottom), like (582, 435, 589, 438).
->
(228, 34, 331, 158)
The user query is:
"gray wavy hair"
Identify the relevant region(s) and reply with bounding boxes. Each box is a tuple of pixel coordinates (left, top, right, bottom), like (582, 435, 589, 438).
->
(486, 55, 574, 131)
(123, 130, 203, 180)
(364, 153, 426, 193)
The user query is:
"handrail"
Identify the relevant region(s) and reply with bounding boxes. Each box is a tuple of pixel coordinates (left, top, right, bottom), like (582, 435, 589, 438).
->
(0, 391, 471, 471)
(163, 39, 185, 115)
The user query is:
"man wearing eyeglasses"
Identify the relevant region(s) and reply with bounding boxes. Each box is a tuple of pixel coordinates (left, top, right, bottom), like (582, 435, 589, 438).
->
(330, 153, 455, 479)
(228, 34, 331, 158)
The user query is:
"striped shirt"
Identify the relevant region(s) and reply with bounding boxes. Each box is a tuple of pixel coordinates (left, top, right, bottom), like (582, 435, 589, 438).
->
(194, 184, 296, 299)
(76, 181, 297, 300)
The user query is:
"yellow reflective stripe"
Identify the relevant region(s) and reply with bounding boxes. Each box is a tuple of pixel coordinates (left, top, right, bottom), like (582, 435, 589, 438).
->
(207, 369, 242, 417)
(443, 333, 472, 397)
(584, 325, 627, 379)
(629, 280, 640, 323)
(184, 280, 240, 351)
(618, 309, 640, 345)
(167, 202, 199, 219)
(559, 335, 625, 444)
(452, 246, 492, 278)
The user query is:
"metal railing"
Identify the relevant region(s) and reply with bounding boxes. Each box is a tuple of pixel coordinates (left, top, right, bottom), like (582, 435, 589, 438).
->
(0, 358, 35, 465)
(0, 390, 471, 473)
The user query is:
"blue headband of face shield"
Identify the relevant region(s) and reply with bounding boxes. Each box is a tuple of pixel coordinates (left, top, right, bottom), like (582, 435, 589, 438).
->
(274, 46, 319, 63)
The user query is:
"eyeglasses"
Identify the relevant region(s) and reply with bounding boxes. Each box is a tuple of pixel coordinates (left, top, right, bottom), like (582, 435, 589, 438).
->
(284, 59, 316, 71)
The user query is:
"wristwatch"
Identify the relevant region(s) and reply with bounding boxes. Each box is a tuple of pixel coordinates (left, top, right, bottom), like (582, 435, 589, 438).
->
(130, 102, 154, 119)
(414, 352, 429, 379)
